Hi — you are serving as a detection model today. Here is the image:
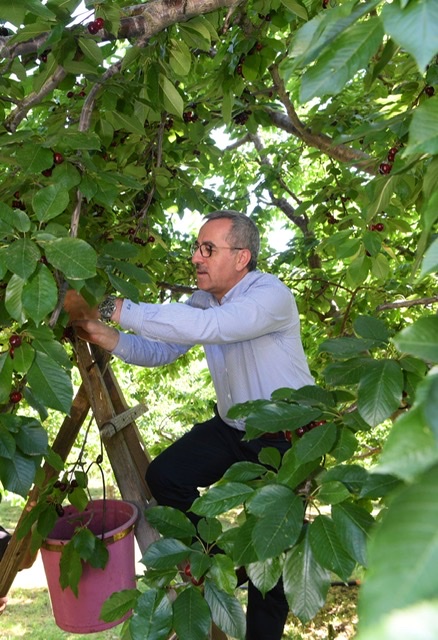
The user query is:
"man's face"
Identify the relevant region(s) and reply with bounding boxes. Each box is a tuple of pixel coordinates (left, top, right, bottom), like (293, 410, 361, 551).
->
(191, 218, 249, 301)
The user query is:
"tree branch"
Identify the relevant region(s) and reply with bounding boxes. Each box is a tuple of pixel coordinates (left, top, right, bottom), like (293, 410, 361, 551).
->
(376, 296, 438, 311)
(267, 65, 375, 175)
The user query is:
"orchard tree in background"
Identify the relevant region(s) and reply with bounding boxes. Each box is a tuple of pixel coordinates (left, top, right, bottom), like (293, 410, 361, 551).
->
(0, 0, 437, 638)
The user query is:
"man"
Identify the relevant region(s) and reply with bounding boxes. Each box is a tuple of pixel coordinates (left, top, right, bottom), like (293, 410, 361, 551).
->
(67, 210, 314, 639)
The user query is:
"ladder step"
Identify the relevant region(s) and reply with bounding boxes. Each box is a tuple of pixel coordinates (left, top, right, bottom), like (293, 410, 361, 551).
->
(101, 403, 148, 439)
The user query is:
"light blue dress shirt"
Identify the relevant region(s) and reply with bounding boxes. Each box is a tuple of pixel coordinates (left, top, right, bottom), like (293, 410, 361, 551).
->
(112, 270, 314, 430)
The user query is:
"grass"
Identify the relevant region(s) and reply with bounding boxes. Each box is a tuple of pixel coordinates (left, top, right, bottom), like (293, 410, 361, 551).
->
(1, 496, 358, 639)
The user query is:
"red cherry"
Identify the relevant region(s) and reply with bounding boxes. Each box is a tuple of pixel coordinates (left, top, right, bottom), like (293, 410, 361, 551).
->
(87, 21, 99, 34)
(67, 91, 75, 98)
(425, 85, 435, 97)
(379, 162, 392, 175)
(95, 17, 104, 30)
(9, 347, 14, 359)
(184, 564, 192, 577)
(14, 190, 20, 198)
(9, 334, 22, 348)
(53, 152, 64, 165)
(374, 222, 384, 232)
(148, 235, 155, 243)
(9, 391, 22, 404)
(191, 576, 204, 586)
(42, 168, 53, 177)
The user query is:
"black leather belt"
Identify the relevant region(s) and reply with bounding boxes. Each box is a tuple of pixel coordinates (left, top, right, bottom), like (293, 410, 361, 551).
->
(259, 431, 290, 441)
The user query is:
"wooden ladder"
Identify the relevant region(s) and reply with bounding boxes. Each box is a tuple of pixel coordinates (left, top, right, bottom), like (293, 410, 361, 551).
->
(0, 339, 227, 639)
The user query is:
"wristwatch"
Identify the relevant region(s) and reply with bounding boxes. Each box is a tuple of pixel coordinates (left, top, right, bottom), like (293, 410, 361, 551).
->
(98, 295, 117, 322)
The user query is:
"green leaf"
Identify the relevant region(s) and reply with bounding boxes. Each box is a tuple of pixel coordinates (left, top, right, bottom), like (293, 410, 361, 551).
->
(130, 588, 172, 640)
(145, 505, 196, 540)
(232, 515, 259, 566)
(405, 98, 438, 156)
(358, 463, 438, 628)
(0, 450, 40, 497)
(78, 36, 104, 65)
(300, 18, 383, 102)
(251, 489, 304, 559)
(322, 464, 369, 494)
(5, 274, 26, 323)
(393, 316, 438, 363)
(60, 542, 82, 596)
(319, 337, 377, 358)
(222, 461, 267, 482)
(277, 448, 321, 490)
(159, 74, 183, 119)
(332, 502, 374, 567)
(14, 418, 48, 456)
(358, 359, 403, 427)
(317, 480, 351, 505)
(22, 265, 58, 324)
(330, 427, 358, 462)
(11, 341, 35, 375)
(16, 145, 53, 174)
(279, 0, 307, 20)
(293, 422, 337, 463)
(247, 556, 283, 595)
(356, 600, 438, 640)
(309, 515, 356, 582)
(375, 406, 438, 482)
(283, 529, 331, 623)
(204, 580, 246, 639)
(230, 400, 321, 439)
(419, 237, 438, 278)
(381, 0, 438, 72)
(100, 588, 138, 623)
(324, 357, 372, 386)
(191, 482, 254, 517)
(173, 586, 211, 640)
(0, 353, 13, 403)
(45, 237, 97, 280)
(107, 110, 146, 138)
(197, 517, 222, 544)
(27, 351, 73, 413)
(141, 538, 191, 569)
(169, 38, 191, 76)
(32, 183, 70, 222)
(4, 238, 40, 279)
(354, 316, 390, 342)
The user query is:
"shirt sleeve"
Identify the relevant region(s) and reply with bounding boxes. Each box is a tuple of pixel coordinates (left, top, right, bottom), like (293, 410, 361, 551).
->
(112, 331, 191, 366)
(119, 278, 298, 345)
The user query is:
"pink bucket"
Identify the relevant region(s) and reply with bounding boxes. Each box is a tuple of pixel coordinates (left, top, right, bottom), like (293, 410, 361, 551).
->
(41, 499, 138, 633)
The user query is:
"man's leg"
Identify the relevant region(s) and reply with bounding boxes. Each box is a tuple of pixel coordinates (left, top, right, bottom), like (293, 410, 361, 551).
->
(246, 580, 289, 640)
(145, 414, 245, 522)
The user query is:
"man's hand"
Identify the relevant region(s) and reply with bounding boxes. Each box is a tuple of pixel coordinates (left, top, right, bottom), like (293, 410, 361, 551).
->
(72, 318, 120, 352)
(64, 291, 119, 351)
(63, 290, 99, 322)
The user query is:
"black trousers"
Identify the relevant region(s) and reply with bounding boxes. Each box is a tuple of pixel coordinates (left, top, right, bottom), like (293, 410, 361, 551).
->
(145, 414, 291, 640)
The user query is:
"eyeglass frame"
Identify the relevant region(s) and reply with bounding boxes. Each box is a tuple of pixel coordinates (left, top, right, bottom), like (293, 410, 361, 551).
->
(190, 241, 245, 258)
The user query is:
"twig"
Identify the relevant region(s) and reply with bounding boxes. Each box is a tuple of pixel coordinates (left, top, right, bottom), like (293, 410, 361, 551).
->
(376, 296, 438, 311)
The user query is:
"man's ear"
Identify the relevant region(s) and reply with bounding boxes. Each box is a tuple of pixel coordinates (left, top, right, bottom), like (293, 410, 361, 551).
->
(236, 248, 252, 271)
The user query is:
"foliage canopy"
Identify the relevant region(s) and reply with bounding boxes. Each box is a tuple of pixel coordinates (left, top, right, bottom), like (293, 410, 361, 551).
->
(0, 0, 437, 638)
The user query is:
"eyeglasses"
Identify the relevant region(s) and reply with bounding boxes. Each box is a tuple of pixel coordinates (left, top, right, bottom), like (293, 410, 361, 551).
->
(190, 242, 244, 258)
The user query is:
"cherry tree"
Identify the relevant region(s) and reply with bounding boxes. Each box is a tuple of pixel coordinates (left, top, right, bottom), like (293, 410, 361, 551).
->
(0, 0, 437, 638)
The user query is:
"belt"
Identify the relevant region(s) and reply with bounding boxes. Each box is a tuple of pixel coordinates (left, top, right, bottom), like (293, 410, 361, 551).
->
(259, 431, 291, 441)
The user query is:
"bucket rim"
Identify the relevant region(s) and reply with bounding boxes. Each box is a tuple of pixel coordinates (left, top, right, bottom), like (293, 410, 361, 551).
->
(42, 499, 138, 550)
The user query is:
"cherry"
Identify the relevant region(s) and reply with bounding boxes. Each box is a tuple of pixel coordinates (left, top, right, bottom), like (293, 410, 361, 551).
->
(148, 235, 155, 243)
(55, 504, 65, 517)
(255, 42, 263, 51)
(53, 152, 64, 164)
(191, 576, 205, 586)
(322, 0, 329, 7)
(374, 222, 384, 232)
(42, 168, 53, 177)
(424, 85, 435, 97)
(14, 190, 20, 198)
(78, 90, 86, 97)
(9, 334, 22, 348)
(236, 64, 243, 77)
(9, 348, 14, 359)
(95, 17, 105, 30)
(9, 391, 22, 404)
(67, 91, 75, 98)
(184, 564, 192, 577)
(379, 162, 392, 175)
(88, 21, 99, 34)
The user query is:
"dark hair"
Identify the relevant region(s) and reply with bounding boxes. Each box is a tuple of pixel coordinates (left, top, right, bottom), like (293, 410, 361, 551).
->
(204, 210, 260, 271)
